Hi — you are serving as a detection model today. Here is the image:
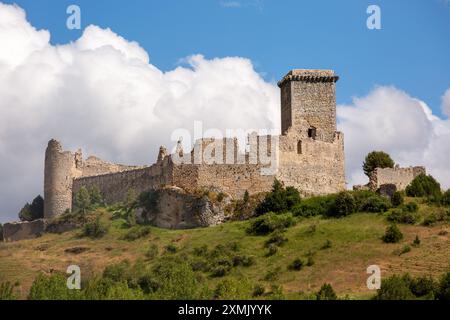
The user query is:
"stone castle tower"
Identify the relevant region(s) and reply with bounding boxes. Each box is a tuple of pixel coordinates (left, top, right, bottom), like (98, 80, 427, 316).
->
(278, 69, 339, 142)
(43, 69, 346, 218)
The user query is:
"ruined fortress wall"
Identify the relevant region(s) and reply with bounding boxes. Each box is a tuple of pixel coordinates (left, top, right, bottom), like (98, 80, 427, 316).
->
(80, 156, 143, 178)
(196, 164, 274, 198)
(370, 166, 426, 191)
(277, 132, 345, 196)
(72, 159, 174, 205)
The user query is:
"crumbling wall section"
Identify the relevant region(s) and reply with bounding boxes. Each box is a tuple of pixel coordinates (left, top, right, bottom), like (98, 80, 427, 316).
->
(369, 166, 426, 191)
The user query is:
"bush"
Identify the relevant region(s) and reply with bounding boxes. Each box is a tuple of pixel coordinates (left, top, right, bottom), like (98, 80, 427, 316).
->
(387, 209, 418, 225)
(165, 244, 178, 254)
(437, 271, 450, 300)
(406, 174, 441, 198)
(264, 268, 281, 281)
(122, 226, 151, 241)
(410, 276, 436, 298)
(255, 179, 301, 215)
(28, 273, 81, 300)
(211, 266, 229, 278)
(265, 230, 288, 247)
(382, 224, 403, 243)
(373, 274, 414, 300)
(321, 239, 333, 249)
(403, 202, 419, 213)
(316, 283, 337, 300)
(359, 195, 391, 213)
(148, 259, 210, 299)
(252, 284, 265, 297)
(232, 255, 255, 267)
(82, 217, 109, 239)
(391, 191, 404, 207)
(422, 214, 438, 226)
(247, 212, 295, 235)
(289, 258, 304, 271)
(292, 195, 336, 217)
(266, 244, 278, 257)
(363, 151, 395, 178)
(213, 279, 252, 300)
(327, 191, 356, 218)
(0, 282, 17, 300)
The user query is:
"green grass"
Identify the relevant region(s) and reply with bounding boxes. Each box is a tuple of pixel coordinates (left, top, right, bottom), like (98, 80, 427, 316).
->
(0, 203, 449, 299)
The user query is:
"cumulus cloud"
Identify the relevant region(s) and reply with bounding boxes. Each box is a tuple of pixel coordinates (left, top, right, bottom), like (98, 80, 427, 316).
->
(338, 86, 450, 189)
(0, 3, 278, 222)
(0, 3, 449, 223)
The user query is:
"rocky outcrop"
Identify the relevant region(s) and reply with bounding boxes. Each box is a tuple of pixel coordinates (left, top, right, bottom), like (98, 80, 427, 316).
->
(2, 219, 47, 242)
(136, 187, 230, 229)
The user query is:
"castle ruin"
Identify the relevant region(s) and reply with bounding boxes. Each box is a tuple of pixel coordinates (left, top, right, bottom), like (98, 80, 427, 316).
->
(43, 69, 347, 218)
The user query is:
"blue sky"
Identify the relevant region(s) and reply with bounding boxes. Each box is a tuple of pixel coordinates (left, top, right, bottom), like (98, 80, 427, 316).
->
(3, 0, 450, 115)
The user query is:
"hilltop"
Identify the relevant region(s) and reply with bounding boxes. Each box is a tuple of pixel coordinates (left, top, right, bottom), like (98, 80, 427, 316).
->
(1, 191, 449, 300)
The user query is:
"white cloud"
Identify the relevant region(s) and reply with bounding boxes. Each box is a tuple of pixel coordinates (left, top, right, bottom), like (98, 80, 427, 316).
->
(0, 3, 449, 223)
(338, 86, 450, 190)
(0, 3, 278, 222)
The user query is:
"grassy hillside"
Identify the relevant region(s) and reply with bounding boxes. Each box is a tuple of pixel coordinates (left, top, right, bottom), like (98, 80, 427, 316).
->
(1, 196, 449, 300)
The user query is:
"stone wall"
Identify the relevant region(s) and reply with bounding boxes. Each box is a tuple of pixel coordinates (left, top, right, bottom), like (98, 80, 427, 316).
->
(369, 166, 426, 191)
(2, 219, 46, 242)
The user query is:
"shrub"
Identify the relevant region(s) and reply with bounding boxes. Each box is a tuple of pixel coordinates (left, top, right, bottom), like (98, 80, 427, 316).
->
(316, 283, 337, 300)
(82, 278, 144, 300)
(247, 212, 295, 235)
(165, 243, 178, 254)
(243, 190, 250, 204)
(266, 244, 278, 257)
(265, 230, 288, 247)
(363, 151, 395, 178)
(255, 179, 301, 215)
(232, 255, 255, 267)
(359, 195, 391, 213)
(321, 239, 332, 249)
(213, 278, 252, 300)
(327, 192, 356, 218)
(28, 273, 81, 300)
(422, 214, 438, 226)
(211, 266, 229, 278)
(391, 191, 404, 207)
(146, 244, 159, 260)
(82, 217, 109, 239)
(122, 226, 151, 241)
(406, 174, 441, 198)
(403, 202, 419, 213)
(373, 274, 414, 300)
(437, 271, 450, 300)
(410, 275, 436, 298)
(264, 267, 281, 281)
(387, 209, 418, 225)
(0, 282, 17, 300)
(252, 284, 265, 297)
(306, 256, 315, 267)
(74, 187, 91, 214)
(148, 259, 210, 299)
(103, 260, 132, 283)
(289, 258, 304, 271)
(442, 189, 450, 206)
(193, 245, 209, 257)
(18, 195, 44, 221)
(382, 224, 403, 243)
(292, 194, 336, 217)
(398, 245, 411, 256)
